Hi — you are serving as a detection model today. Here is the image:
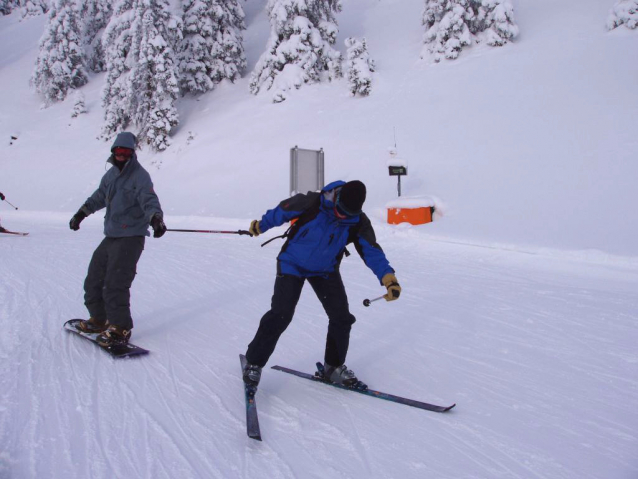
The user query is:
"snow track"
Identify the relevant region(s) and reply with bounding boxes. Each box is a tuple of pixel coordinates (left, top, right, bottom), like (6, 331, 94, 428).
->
(1, 213, 637, 478)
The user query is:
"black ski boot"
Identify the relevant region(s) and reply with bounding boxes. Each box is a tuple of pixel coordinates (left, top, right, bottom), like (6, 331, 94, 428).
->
(76, 317, 108, 334)
(243, 362, 262, 388)
(96, 324, 131, 347)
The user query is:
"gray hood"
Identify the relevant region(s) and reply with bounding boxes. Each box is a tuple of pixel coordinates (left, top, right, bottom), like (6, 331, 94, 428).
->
(111, 132, 137, 151)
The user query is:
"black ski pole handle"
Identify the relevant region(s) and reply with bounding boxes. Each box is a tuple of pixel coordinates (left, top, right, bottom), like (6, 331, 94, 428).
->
(363, 295, 385, 307)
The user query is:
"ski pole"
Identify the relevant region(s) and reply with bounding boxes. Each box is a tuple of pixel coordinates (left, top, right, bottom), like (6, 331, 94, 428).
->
(363, 295, 385, 307)
(0, 194, 18, 210)
(2, 199, 18, 210)
(166, 228, 253, 236)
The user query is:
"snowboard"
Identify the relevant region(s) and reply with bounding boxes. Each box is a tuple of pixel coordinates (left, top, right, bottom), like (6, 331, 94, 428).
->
(64, 319, 149, 358)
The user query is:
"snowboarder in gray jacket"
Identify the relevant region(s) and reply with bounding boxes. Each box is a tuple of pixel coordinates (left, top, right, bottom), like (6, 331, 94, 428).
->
(69, 132, 167, 346)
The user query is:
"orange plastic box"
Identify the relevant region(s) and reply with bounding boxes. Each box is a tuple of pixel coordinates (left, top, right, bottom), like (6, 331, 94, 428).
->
(387, 206, 433, 225)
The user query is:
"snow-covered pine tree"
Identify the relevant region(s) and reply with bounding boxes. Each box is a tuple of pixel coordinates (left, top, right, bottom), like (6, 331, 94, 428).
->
(0, 0, 20, 15)
(132, 0, 182, 151)
(20, 0, 48, 18)
(607, 0, 638, 30)
(344, 37, 375, 97)
(422, 0, 475, 62)
(102, 0, 182, 151)
(31, 0, 88, 106)
(80, 0, 113, 72)
(250, 0, 343, 103)
(101, 0, 137, 139)
(179, 0, 246, 94)
(71, 90, 87, 117)
(473, 0, 518, 46)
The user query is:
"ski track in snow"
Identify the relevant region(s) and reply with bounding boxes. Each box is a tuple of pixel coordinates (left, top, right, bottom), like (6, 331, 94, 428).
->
(1, 216, 637, 479)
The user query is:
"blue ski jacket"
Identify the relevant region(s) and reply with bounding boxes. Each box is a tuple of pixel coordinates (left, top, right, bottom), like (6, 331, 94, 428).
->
(258, 181, 394, 282)
(82, 133, 163, 238)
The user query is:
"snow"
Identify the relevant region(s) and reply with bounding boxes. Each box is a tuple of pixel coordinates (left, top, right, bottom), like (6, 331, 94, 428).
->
(1, 0, 638, 478)
(386, 195, 436, 209)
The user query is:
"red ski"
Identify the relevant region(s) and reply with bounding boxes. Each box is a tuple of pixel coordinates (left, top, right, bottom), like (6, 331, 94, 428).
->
(0, 229, 29, 236)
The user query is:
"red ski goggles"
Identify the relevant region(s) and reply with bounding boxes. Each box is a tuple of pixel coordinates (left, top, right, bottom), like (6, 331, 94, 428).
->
(113, 147, 133, 158)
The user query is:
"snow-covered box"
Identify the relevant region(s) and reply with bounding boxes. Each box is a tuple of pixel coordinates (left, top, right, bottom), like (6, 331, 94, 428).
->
(386, 196, 435, 225)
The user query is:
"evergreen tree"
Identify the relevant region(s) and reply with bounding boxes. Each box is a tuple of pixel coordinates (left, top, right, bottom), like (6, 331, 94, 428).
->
(20, 0, 48, 18)
(101, 0, 137, 139)
(1, 0, 20, 15)
(344, 37, 375, 97)
(422, 0, 475, 62)
(607, 0, 638, 30)
(473, 0, 518, 46)
(71, 90, 87, 117)
(80, 0, 113, 72)
(101, 0, 181, 151)
(31, 0, 88, 106)
(422, 0, 518, 62)
(250, 0, 343, 103)
(133, 0, 182, 151)
(179, 0, 246, 94)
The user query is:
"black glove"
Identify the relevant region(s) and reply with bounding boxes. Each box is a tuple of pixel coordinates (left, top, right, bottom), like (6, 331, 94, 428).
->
(69, 208, 88, 231)
(0, 192, 5, 201)
(150, 213, 167, 238)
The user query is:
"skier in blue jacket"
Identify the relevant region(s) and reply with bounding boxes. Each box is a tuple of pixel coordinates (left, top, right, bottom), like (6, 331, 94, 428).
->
(68, 132, 167, 346)
(243, 180, 401, 388)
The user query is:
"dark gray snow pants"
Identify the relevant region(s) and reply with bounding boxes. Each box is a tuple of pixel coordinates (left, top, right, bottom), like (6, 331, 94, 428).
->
(83, 236, 145, 330)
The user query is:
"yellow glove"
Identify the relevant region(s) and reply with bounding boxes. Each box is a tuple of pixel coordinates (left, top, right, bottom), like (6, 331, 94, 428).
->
(249, 220, 261, 237)
(381, 273, 401, 301)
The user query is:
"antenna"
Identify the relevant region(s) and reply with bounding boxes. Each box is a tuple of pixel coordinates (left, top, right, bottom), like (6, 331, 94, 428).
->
(393, 127, 397, 149)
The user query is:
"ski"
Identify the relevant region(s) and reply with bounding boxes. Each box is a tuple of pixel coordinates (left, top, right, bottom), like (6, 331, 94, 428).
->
(0, 229, 29, 236)
(240, 354, 262, 441)
(272, 363, 456, 413)
(63, 319, 149, 358)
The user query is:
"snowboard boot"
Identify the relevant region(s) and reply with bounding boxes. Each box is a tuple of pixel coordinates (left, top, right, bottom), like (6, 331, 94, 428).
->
(76, 317, 108, 334)
(322, 363, 360, 388)
(96, 324, 131, 347)
(242, 362, 262, 388)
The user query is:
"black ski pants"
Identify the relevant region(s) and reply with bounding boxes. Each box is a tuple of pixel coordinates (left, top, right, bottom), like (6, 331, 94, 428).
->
(246, 271, 356, 368)
(84, 236, 145, 330)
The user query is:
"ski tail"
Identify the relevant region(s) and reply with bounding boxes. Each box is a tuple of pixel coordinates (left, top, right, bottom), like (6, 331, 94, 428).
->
(240, 354, 262, 441)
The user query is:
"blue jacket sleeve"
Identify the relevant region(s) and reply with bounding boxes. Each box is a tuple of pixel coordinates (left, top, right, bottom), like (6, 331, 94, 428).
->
(352, 214, 395, 283)
(259, 192, 320, 233)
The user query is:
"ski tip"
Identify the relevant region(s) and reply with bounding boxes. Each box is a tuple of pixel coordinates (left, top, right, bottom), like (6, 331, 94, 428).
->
(443, 403, 456, 412)
(249, 434, 262, 441)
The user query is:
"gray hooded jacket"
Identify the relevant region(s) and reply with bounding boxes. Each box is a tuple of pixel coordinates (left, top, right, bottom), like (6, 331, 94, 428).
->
(81, 132, 163, 238)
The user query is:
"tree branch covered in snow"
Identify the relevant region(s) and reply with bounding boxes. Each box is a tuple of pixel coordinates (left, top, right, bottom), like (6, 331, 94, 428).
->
(79, 0, 112, 73)
(607, 0, 638, 30)
(421, 0, 518, 62)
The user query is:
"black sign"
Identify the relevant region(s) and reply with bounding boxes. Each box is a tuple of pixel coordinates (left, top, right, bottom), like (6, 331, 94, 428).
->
(388, 166, 407, 176)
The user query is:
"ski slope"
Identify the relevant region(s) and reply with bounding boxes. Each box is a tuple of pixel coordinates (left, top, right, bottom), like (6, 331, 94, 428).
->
(1, 212, 636, 479)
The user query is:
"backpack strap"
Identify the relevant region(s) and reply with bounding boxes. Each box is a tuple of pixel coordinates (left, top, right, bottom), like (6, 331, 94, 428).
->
(260, 194, 323, 248)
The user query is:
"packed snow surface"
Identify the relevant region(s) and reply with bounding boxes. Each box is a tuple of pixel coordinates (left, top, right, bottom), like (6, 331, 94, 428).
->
(1, 0, 637, 477)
